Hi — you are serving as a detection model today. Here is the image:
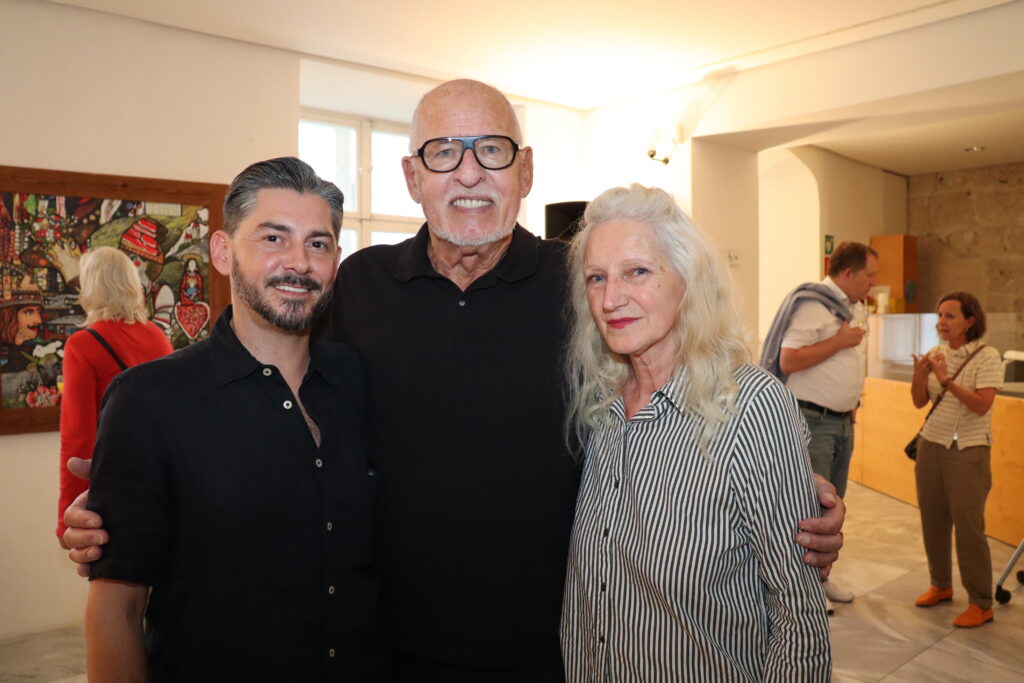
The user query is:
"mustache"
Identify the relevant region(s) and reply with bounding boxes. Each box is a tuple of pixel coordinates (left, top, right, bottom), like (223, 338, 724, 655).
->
(265, 275, 322, 292)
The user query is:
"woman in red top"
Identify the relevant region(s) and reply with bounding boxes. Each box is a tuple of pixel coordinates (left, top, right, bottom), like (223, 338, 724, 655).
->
(57, 246, 174, 540)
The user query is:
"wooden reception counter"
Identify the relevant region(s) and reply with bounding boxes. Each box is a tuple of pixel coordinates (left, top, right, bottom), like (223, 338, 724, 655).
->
(849, 377, 1024, 546)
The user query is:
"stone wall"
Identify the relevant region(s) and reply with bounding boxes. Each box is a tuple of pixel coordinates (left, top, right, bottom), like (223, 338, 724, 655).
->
(908, 162, 1024, 371)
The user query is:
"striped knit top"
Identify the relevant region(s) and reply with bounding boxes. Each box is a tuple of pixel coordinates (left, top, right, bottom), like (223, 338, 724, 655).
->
(920, 340, 1003, 449)
(561, 363, 831, 682)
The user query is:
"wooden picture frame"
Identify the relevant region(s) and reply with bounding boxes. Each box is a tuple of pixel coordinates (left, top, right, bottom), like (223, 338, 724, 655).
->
(0, 165, 228, 435)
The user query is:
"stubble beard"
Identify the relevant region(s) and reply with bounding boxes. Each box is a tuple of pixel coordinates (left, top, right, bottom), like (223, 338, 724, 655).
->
(429, 220, 515, 248)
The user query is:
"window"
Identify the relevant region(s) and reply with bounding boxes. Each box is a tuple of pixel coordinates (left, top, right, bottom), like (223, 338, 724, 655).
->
(298, 111, 422, 259)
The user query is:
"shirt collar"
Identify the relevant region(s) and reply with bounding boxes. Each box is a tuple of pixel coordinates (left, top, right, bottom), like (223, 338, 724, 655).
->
(210, 305, 342, 387)
(943, 338, 984, 359)
(609, 369, 691, 423)
(821, 276, 851, 306)
(393, 223, 541, 285)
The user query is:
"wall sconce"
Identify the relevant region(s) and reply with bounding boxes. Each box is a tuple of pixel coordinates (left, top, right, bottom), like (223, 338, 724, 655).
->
(647, 128, 680, 164)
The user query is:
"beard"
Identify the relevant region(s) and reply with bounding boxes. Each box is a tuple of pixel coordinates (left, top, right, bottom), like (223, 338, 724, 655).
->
(232, 263, 333, 332)
(429, 220, 515, 247)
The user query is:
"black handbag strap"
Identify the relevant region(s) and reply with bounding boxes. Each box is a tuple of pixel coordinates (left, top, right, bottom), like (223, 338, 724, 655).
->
(84, 328, 128, 371)
(921, 344, 986, 425)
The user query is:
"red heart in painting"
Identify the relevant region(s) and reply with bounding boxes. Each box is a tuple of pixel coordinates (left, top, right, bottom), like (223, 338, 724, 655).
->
(174, 301, 210, 340)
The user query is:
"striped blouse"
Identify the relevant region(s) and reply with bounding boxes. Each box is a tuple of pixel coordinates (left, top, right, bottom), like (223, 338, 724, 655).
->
(561, 363, 831, 682)
(920, 340, 1003, 449)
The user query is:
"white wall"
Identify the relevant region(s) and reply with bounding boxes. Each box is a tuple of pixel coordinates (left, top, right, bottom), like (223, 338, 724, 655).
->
(790, 147, 907, 249)
(517, 101, 588, 236)
(0, 0, 300, 639)
(758, 148, 820, 343)
(690, 139, 759, 354)
(0, 433, 88, 639)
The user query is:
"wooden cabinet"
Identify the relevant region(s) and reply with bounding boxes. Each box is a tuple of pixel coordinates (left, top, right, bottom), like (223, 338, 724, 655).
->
(870, 234, 918, 312)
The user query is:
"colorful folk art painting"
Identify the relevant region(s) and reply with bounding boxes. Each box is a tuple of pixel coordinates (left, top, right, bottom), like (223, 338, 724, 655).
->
(0, 192, 212, 409)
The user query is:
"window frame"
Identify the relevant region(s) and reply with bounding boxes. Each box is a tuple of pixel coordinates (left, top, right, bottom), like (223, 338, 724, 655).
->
(299, 109, 422, 251)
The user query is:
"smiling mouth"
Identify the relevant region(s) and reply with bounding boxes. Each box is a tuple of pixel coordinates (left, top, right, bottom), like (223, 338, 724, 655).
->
(267, 276, 321, 296)
(451, 198, 492, 209)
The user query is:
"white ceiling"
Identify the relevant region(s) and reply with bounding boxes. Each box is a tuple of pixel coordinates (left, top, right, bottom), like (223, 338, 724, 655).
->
(47, 0, 1024, 175)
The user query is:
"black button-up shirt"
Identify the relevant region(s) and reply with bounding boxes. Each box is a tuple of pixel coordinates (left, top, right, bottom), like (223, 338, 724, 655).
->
(89, 307, 381, 682)
(327, 225, 581, 667)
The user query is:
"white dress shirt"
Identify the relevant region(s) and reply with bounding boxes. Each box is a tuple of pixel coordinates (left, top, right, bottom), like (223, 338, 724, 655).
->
(781, 277, 865, 412)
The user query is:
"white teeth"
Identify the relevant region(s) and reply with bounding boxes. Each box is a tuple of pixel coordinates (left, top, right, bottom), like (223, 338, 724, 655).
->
(452, 198, 491, 209)
(275, 285, 308, 293)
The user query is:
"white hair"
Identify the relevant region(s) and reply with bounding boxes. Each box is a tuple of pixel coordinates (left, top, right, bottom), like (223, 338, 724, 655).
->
(565, 184, 749, 454)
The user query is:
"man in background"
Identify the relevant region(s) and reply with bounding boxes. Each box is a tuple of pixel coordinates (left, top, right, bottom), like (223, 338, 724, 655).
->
(761, 240, 878, 611)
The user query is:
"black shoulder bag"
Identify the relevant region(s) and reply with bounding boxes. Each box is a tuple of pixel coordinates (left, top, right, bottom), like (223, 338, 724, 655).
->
(904, 344, 985, 460)
(84, 328, 128, 371)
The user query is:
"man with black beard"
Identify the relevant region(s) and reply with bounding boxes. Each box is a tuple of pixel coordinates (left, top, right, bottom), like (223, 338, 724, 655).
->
(83, 158, 382, 683)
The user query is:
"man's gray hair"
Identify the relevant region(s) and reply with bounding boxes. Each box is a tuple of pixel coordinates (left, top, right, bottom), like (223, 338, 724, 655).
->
(223, 157, 344, 236)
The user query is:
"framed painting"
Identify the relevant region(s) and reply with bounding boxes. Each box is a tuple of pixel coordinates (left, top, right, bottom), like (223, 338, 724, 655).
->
(0, 165, 228, 435)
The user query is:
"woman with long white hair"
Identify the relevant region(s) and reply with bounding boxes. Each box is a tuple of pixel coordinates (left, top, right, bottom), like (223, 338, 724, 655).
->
(560, 184, 830, 681)
(57, 246, 173, 543)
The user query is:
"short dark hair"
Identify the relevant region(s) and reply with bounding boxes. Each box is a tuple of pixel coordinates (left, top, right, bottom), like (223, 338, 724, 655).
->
(938, 291, 987, 342)
(223, 157, 344, 237)
(828, 241, 878, 277)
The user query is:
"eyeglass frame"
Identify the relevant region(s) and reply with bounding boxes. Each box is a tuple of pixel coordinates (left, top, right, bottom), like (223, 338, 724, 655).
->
(414, 135, 520, 173)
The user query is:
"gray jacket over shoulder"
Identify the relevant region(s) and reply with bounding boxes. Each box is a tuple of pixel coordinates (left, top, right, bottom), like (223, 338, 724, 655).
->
(759, 283, 852, 382)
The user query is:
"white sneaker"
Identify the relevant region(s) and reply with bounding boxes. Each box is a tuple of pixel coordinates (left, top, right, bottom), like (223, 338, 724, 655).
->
(823, 579, 854, 603)
(825, 597, 835, 616)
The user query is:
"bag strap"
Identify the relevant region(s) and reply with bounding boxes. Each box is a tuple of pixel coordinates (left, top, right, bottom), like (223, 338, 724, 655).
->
(84, 328, 128, 371)
(921, 344, 986, 423)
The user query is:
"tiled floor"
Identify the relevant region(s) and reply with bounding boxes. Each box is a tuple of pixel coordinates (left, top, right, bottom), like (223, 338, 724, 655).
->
(1, 481, 1021, 682)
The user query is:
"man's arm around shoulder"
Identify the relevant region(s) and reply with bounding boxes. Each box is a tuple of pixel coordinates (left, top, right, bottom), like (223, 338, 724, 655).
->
(86, 578, 149, 683)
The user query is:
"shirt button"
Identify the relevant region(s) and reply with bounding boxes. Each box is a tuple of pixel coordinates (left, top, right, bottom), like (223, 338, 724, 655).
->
(602, 527, 609, 538)
(599, 636, 606, 644)
(283, 400, 293, 409)
(328, 585, 335, 595)
(315, 458, 324, 469)
(613, 479, 620, 489)
(458, 300, 466, 306)
(325, 521, 333, 532)
(601, 582, 606, 592)
(328, 648, 336, 658)
(262, 368, 272, 376)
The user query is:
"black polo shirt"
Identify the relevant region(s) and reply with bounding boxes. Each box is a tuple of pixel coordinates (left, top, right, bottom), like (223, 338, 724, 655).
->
(88, 307, 381, 683)
(327, 225, 581, 668)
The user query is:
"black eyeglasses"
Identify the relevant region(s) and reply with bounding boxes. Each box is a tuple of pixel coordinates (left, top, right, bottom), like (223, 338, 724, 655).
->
(415, 135, 520, 173)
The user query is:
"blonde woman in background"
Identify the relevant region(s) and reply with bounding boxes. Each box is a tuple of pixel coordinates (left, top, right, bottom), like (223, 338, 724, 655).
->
(560, 184, 830, 682)
(910, 291, 1003, 628)
(57, 246, 173, 542)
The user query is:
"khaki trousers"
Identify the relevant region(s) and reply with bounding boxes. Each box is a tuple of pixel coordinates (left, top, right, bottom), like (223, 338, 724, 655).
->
(915, 437, 993, 609)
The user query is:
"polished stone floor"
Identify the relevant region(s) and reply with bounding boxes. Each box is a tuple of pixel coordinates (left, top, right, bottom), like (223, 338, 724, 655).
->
(1, 481, 1021, 682)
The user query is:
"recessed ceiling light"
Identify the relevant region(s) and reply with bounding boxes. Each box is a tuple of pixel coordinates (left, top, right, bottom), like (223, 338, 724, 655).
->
(963, 145, 986, 152)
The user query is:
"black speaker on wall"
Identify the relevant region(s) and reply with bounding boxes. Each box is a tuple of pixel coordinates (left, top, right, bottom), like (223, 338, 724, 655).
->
(545, 201, 588, 242)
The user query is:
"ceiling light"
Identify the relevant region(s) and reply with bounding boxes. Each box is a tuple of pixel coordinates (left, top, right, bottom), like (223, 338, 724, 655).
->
(963, 145, 986, 153)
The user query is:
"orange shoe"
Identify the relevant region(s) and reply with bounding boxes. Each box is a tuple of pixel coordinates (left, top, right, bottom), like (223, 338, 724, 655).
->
(914, 586, 954, 607)
(953, 604, 994, 628)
